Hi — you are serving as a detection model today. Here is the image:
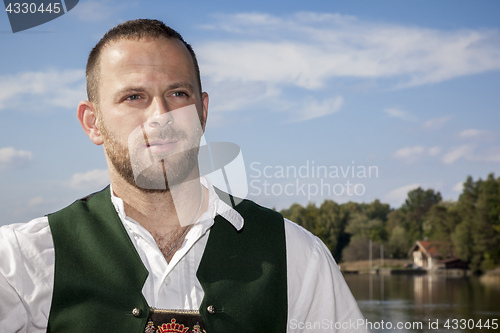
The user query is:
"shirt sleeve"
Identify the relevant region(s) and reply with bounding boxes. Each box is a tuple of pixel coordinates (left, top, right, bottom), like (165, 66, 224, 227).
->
(0, 264, 28, 332)
(285, 219, 369, 333)
(0, 218, 55, 333)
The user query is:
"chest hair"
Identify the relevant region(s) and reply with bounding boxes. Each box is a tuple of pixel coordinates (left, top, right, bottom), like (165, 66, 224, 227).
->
(150, 226, 190, 263)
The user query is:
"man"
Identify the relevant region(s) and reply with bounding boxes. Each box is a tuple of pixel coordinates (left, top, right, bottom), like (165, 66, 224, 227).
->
(0, 19, 368, 332)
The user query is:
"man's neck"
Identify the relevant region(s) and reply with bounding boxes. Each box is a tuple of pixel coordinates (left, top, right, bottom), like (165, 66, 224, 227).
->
(110, 174, 207, 234)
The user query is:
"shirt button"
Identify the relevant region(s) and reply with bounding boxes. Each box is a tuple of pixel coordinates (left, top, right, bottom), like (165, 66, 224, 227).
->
(165, 277, 171, 285)
(132, 307, 142, 317)
(207, 305, 216, 314)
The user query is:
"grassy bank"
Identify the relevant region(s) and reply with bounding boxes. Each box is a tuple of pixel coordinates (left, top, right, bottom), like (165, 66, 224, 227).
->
(339, 259, 410, 273)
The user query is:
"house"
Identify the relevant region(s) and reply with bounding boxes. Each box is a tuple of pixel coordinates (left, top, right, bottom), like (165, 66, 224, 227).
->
(408, 240, 468, 270)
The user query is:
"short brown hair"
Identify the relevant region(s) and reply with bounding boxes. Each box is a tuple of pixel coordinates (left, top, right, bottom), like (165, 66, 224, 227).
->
(86, 19, 202, 104)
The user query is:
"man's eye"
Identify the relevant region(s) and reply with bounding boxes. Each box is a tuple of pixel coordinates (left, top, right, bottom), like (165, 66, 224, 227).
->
(126, 94, 141, 101)
(173, 91, 188, 97)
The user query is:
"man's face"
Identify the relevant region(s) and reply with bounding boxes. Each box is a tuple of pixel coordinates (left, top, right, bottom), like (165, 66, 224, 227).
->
(95, 37, 208, 190)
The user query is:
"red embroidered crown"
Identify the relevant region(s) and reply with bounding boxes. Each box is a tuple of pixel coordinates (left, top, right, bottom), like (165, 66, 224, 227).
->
(156, 318, 189, 333)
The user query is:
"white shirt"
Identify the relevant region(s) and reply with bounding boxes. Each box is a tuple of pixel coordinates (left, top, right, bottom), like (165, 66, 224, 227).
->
(0, 178, 368, 332)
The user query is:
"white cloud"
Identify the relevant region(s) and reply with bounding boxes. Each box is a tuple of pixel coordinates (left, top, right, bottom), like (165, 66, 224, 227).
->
(428, 146, 441, 156)
(459, 129, 483, 138)
(28, 196, 44, 207)
(393, 145, 440, 164)
(452, 182, 463, 192)
(198, 12, 500, 123)
(204, 76, 342, 122)
(458, 128, 496, 141)
(478, 147, 500, 162)
(384, 183, 421, 207)
(422, 115, 452, 130)
(441, 144, 476, 164)
(436, 128, 500, 164)
(291, 96, 344, 122)
(0, 147, 33, 170)
(67, 169, 110, 190)
(203, 79, 280, 114)
(199, 12, 500, 89)
(442, 143, 500, 164)
(384, 107, 418, 121)
(0, 69, 85, 112)
(394, 146, 425, 160)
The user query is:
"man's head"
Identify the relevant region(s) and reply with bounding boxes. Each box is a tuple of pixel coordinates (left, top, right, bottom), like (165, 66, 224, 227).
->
(86, 19, 202, 107)
(78, 19, 208, 192)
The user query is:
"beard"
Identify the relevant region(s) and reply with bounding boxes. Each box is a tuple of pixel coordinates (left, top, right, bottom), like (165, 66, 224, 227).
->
(99, 119, 202, 193)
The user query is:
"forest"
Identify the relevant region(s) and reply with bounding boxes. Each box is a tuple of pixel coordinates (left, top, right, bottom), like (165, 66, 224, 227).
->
(279, 173, 500, 272)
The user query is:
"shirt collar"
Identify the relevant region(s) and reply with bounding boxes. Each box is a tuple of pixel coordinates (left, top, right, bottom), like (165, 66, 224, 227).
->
(109, 177, 244, 231)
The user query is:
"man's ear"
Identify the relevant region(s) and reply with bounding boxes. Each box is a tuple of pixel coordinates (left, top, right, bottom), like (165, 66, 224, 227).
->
(201, 92, 209, 132)
(77, 100, 103, 145)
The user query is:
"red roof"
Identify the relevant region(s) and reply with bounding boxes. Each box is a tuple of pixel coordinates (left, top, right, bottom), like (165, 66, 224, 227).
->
(410, 240, 454, 259)
(418, 241, 442, 256)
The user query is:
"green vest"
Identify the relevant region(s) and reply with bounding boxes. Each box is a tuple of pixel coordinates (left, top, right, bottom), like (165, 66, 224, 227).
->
(47, 186, 287, 332)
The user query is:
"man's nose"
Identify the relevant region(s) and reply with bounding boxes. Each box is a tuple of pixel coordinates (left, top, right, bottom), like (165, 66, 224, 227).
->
(147, 99, 173, 128)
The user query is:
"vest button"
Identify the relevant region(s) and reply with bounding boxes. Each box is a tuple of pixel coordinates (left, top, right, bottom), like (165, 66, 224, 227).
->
(207, 305, 216, 314)
(132, 307, 142, 317)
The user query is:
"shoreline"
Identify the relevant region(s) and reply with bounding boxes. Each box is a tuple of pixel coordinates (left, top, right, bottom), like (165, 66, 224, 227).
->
(339, 260, 500, 278)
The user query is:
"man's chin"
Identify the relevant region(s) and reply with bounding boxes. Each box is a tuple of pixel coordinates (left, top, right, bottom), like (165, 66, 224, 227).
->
(134, 182, 171, 193)
(130, 166, 168, 190)
(131, 166, 195, 191)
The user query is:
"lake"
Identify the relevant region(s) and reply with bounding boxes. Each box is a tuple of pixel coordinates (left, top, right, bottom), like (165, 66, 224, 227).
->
(344, 274, 500, 332)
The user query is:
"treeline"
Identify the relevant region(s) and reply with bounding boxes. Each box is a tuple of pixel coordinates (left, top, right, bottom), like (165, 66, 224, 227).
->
(280, 173, 500, 272)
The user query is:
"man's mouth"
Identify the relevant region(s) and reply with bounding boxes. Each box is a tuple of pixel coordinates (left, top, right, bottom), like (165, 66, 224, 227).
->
(144, 139, 180, 153)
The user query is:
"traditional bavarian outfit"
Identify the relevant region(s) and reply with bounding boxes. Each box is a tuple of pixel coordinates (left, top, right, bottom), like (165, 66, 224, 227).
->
(46, 185, 287, 332)
(0, 178, 368, 332)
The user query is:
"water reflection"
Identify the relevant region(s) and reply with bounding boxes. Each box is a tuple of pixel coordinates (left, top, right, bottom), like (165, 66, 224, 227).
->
(344, 274, 500, 332)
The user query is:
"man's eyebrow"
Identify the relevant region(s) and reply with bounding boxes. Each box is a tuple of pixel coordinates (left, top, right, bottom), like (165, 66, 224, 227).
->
(113, 82, 195, 99)
(167, 82, 195, 91)
(113, 87, 145, 100)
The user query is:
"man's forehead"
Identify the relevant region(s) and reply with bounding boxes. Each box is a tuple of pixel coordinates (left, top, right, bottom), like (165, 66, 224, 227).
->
(100, 37, 191, 69)
(95, 36, 200, 95)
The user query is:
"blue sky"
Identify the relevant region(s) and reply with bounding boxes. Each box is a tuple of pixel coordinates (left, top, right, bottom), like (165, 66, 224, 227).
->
(1, 0, 499, 226)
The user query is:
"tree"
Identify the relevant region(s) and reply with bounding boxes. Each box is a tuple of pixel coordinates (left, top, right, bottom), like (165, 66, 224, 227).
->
(281, 203, 307, 228)
(456, 176, 479, 222)
(279, 173, 500, 270)
(401, 187, 442, 242)
(282, 202, 345, 259)
(451, 174, 500, 271)
(365, 199, 391, 222)
(451, 219, 474, 262)
(342, 236, 382, 262)
(318, 200, 346, 260)
(422, 202, 458, 257)
(452, 176, 480, 264)
(387, 225, 410, 259)
(345, 212, 385, 242)
(470, 174, 500, 271)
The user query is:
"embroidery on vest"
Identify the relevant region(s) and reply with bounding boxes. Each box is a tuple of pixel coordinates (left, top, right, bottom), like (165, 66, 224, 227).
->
(145, 308, 207, 333)
(148, 318, 206, 333)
